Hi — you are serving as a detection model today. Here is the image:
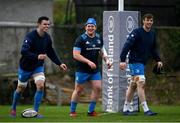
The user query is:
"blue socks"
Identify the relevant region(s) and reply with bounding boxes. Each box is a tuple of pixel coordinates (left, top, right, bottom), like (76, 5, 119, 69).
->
(11, 90, 21, 110)
(88, 101, 96, 113)
(70, 101, 96, 113)
(70, 101, 77, 112)
(34, 90, 43, 112)
(11, 90, 44, 112)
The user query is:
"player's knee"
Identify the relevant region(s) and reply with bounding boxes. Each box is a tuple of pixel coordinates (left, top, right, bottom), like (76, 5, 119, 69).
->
(75, 86, 83, 95)
(137, 81, 145, 89)
(34, 75, 45, 83)
(129, 80, 137, 88)
(76, 89, 82, 96)
(17, 80, 27, 92)
(36, 81, 45, 90)
(135, 75, 146, 88)
(34, 75, 45, 89)
(95, 85, 101, 92)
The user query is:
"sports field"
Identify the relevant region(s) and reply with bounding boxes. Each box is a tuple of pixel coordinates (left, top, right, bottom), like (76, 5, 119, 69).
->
(0, 104, 180, 122)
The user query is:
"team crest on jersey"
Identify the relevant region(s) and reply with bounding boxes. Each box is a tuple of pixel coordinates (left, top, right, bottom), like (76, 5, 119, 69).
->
(97, 39, 101, 44)
(131, 34, 134, 37)
(86, 41, 90, 44)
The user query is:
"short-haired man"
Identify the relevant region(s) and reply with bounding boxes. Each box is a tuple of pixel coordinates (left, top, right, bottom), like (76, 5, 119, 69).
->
(120, 13, 163, 116)
(10, 16, 67, 118)
(70, 18, 111, 117)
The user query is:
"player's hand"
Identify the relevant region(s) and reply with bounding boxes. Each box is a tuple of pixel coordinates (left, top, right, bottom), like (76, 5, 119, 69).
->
(157, 61, 163, 68)
(87, 61, 97, 69)
(59, 63, 68, 72)
(106, 59, 112, 69)
(38, 54, 47, 60)
(119, 62, 127, 70)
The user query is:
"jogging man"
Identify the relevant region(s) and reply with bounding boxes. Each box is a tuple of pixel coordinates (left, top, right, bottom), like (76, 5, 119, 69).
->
(70, 18, 111, 117)
(120, 13, 163, 116)
(10, 16, 67, 118)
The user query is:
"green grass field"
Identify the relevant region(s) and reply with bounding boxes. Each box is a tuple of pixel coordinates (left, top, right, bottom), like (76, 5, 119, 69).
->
(0, 104, 180, 122)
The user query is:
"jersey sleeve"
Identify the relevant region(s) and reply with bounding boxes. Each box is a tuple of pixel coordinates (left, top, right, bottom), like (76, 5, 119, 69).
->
(21, 37, 38, 60)
(99, 35, 105, 53)
(73, 36, 82, 51)
(151, 33, 161, 62)
(120, 29, 138, 62)
(99, 34, 103, 48)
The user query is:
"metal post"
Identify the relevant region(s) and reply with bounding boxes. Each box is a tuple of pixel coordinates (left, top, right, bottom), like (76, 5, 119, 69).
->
(118, 0, 124, 11)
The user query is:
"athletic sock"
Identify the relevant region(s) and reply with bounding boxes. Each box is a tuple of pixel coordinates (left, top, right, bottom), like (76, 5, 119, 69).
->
(141, 101, 149, 112)
(34, 90, 43, 112)
(11, 90, 21, 110)
(70, 101, 77, 112)
(88, 101, 96, 113)
(123, 101, 131, 112)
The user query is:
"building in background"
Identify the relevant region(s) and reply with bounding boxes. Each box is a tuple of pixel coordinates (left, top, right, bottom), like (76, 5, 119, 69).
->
(0, 0, 53, 23)
(0, 0, 56, 75)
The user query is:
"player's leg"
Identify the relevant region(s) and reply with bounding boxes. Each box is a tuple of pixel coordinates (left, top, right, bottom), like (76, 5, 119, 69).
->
(132, 63, 157, 116)
(88, 72, 101, 116)
(10, 67, 31, 117)
(32, 66, 45, 115)
(123, 63, 138, 115)
(130, 63, 148, 112)
(135, 76, 150, 112)
(135, 76, 147, 109)
(136, 75, 157, 115)
(70, 72, 87, 116)
(70, 83, 84, 115)
(123, 79, 137, 113)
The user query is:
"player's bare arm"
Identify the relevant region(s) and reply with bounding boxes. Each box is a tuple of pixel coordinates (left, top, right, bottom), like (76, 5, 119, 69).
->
(100, 46, 112, 69)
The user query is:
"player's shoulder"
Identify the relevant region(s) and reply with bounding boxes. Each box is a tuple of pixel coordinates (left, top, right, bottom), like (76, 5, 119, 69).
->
(150, 28, 156, 34)
(24, 30, 35, 42)
(80, 33, 88, 40)
(26, 30, 36, 37)
(78, 33, 89, 43)
(95, 33, 101, 38)
(132, 27, 145, 37)
(128, 28, 139, 38)
(134, 27, 142, 33)
(74, 34, 85, 44)
(25, 30, 39, 41)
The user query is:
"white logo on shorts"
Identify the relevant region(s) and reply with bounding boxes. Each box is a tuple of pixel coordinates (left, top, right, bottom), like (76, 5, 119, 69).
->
(76, 76, 79, 81)
(136, 69, 140, 73)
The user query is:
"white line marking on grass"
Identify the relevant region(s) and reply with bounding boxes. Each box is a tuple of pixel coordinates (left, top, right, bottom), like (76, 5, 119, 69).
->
(98, 112, 113, 116)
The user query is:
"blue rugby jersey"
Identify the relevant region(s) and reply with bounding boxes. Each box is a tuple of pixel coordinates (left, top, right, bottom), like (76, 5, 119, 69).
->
(120, 27, 161, 65)
(20, 30, 62, 71)
(73, 33, 103, 73)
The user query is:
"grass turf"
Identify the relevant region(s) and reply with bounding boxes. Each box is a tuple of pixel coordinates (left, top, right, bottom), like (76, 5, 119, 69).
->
(0, 104, 180, 122)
